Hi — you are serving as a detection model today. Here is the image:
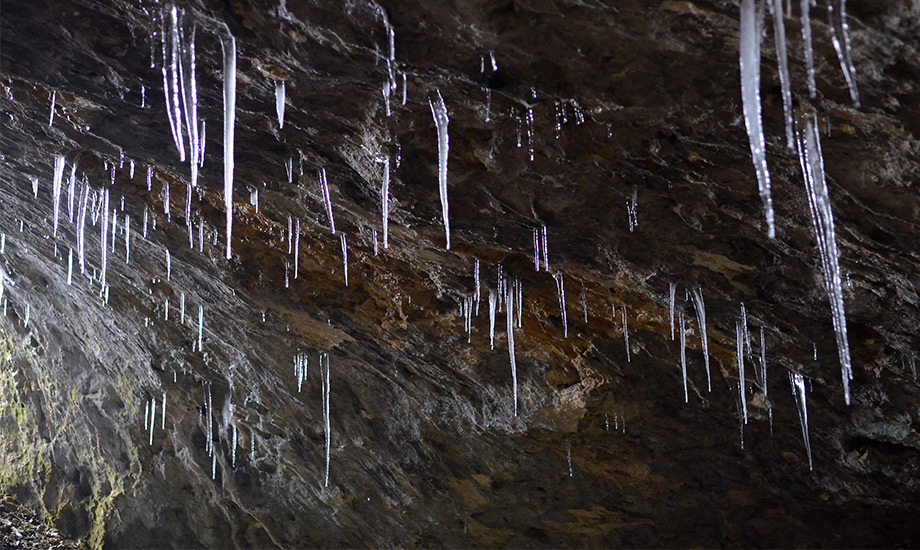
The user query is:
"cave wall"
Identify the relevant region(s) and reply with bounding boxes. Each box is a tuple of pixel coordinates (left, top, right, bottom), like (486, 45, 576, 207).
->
(1, 0, 920, 547)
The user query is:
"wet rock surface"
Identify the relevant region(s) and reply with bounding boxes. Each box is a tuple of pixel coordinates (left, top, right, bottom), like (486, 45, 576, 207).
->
(1, 0, 919, 547)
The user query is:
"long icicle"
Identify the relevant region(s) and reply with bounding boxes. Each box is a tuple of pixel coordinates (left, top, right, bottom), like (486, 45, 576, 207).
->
(220, 31, 237, 260)
(689, 287, 711, 392)
(828, 0, 860, 107)
(797, 114, 853, 404)
(771, 0, 794, 151)
(507, 285, 518, 416)
(740, 0, 775, 238)
(429, 89, 450, 249)
(789, 372, 813, 470)
(800, 0, 817, 98)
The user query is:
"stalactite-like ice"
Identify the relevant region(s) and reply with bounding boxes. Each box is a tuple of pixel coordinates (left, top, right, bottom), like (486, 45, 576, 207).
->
(771, 0, 794, 150)
(789, 372, 813, 470)
(828, 0, 860, 107)
(797, 114, 853, 404)
(52, 156, 65, 236)
(275, 80, 285, 128)
(221, 31, 237, 260)
(429, 90, 450, 249)
(689, 287, 711, 392)
(740, 0, 775, 238)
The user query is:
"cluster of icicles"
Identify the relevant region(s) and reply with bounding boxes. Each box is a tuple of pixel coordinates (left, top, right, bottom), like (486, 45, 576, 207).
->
(740, 0, 858, 405)
(5, 0, 895, 489)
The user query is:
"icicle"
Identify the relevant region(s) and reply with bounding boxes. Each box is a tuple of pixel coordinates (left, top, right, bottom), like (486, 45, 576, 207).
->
(49, 90, 56, 126)
(67, 164, 76, 222)
(800, 0, 817, 98)
(321, 353, 331, 487)
(30, 176, 38, 198)
(111, 209, 117, 251)
(622, 306, 630, 362)
(294, 219, 300, 279)
(78, 186, 88, 273)
(507, 286, 518, 416)
(180, 22, 200, 189)
(689, 287, 711, 392)
(221, 31, 237, 260)
(473, 259, 481, 315)
(541, 226, 549, 271)
(199, 120, 206, 167)
(736, 319, 748, 424)
(489, 290, 497, 350)
(771, 0, 795, 150)
(67, 248, 73, 285)
(166, 249, 171, 281)
(287, 215, 293, 254)
(828, 0, 860, 107)
(149, 398, 156, 445)
(180, 292, 185, 324)
(429, 89, 450, 249)
(147, 166, 154, 192)
(669, 282, 677, 340)
(797, 114, 852, 404)
(129, 160, 135, 179)
(275, 80, 285, 129)
(232, 424, 238, 469)
(381, 156, 389, 249)
(144, 399, 149, 431)
(340, 233, 348, 286)
(760, 326, 768, 396)
(285, 158, 293, 183)
(161, 6, 185, 160)
(533, 228, 541, 271)
(161, 392, 166, 429)
(740, 0, 775, 238)
(319, 168, 336, 234)
(197, 304, 204, 351)
(553, 273, 568, 338)
(680, 311, 688, 403)
(789, 372, 813, 470)
(373, 229, 379, 256)
(100, 190, 109, 289)
(52, 156, 65, 236)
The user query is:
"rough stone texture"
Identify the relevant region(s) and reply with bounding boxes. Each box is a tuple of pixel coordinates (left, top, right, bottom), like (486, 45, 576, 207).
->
(1, 0, 919, 547)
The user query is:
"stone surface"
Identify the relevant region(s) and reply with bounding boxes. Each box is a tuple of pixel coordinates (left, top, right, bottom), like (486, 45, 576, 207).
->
(1, 0, 919, 547)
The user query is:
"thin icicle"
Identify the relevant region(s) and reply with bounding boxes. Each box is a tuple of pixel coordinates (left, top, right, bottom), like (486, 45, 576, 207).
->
(541, 226, 549, 271)
(220, 31, 237, 260)
(736, 319, 748, 424)
(771, 0, 795, 150)
(797, 114, 852, 404)
(100, 190, 109, 289)
(381, 156, 389, 249)
(759, 326, 768, 396)
(294, 219, 300, 279)
(473, 259, 481, 315)
(669, 282, 677, 341)
(49, 90, 56, 126)
(319, 168, 336, 234)
(429, 89, 450, 249)
(320, 353, 331, 487)
(800, 0, 817, 98)
(533, 228, 541, 271)
(489, 290, 497, 350)
(275, 80, 285, 128)
(198, 304, 204, 352)
(689, 287, 712, 392)
(740, 0, 775, 238)
(340, 233, 348, 286)
(507, 286, 518, 416)
(789, 372, 813, 470)
(679, 311, 688, 403)
(828, 0, 860, 107)
(52, 156, 65, 236)
(553, 273, 568, 338)
(622, 306, 631, 363)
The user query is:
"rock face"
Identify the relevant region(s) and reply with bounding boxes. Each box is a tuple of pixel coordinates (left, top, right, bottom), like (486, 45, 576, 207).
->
(1, 0, 919, 547)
